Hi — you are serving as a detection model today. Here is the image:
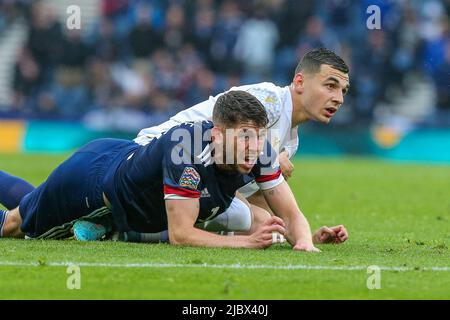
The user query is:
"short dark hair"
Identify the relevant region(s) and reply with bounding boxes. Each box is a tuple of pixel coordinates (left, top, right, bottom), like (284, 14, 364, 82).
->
(213, 91, 268, 128)
(295, 48, 349, 75)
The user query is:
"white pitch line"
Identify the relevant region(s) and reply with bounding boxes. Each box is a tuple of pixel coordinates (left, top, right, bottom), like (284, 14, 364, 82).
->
(0, 261, 449, 272)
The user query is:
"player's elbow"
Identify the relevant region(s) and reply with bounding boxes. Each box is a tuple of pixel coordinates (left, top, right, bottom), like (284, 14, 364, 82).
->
(168, 229, 189, 246)
(169, 237, 184, 246)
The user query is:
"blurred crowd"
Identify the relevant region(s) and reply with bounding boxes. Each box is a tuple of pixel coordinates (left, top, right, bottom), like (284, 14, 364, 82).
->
(1, 0, 450, 131)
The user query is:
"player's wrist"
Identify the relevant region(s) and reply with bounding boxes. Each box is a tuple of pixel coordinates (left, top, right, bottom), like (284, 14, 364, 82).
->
(295, 237, 314, 247)
(279, 149, 290, 159)
(312, 233, 320, 244)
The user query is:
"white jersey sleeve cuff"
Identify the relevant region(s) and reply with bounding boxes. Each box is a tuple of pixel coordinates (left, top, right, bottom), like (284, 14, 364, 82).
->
(257, 173, 285, 190)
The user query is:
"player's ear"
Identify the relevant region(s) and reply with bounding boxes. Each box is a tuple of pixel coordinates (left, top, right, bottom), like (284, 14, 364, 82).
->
(211, 126, 224, 144)
(292, 73, 305, 94)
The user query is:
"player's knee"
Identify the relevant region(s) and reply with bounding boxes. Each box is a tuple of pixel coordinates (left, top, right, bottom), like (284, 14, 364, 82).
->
(252, 206, 271, 223)
(247, 190, 274, 215)
(250, 205, 271, 229)
(2, 207, 23, 238)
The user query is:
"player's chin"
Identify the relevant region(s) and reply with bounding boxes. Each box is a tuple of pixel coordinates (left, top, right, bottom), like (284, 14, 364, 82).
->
(237, 163, 254, 174)
(317, 113, 332, 124)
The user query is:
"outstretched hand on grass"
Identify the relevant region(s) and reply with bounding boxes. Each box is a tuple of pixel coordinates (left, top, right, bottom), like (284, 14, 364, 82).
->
(313, 225, 349, 244)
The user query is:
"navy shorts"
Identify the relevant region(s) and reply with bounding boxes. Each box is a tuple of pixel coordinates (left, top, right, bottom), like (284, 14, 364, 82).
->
(19, 138, 135, 239)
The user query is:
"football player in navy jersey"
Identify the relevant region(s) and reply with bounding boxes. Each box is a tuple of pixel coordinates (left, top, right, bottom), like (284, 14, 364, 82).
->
(0, 91, 347, 250)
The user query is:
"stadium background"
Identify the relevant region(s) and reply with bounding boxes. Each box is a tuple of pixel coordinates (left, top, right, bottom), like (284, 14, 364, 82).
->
(0, 0, 449, 161)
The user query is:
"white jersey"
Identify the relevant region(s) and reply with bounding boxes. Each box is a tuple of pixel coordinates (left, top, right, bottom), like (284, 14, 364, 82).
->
(135, 82, 299, 159)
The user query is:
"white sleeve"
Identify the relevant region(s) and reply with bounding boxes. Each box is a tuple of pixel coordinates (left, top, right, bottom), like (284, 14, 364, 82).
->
(256, 169, 285, 190)
(281, 127, 299, 159)
(170, 96, 217, 123)
(242, 84, 283, 128)
(134, 96, 217, 145)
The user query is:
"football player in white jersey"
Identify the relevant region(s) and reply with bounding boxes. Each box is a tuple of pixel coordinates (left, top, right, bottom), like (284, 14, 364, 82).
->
(134, 48, 350, 246)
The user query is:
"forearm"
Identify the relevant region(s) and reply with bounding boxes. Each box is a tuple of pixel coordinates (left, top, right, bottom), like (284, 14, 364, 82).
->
(169, 226, 251, 248)
(283, 210, 314, 246)
(263, 182, 314, 246)
(166, 198, 258, 249)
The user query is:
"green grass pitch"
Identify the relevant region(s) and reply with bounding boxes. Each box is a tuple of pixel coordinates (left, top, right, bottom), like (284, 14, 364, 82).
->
(0, 153, 449, 299)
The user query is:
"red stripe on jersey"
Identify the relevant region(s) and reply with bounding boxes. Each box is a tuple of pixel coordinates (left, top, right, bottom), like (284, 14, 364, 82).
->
(255, 169, 282, 183)
(164, 185, 200, 198)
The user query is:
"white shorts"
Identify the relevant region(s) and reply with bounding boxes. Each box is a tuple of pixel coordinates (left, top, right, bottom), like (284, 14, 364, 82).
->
(200, 196, 252, 232)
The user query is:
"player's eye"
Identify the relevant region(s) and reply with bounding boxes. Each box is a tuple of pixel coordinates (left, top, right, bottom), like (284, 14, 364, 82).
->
(237, 133, 248, 142)
(239, 130, 256, 139)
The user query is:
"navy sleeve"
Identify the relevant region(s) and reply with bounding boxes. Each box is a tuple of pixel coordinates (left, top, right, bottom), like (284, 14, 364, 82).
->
(251, 140, 284, 190)
(162, 128, 203, 200)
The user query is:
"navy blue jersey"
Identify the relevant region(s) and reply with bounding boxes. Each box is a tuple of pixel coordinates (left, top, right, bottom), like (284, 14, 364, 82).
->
(103, 121, 283, 233)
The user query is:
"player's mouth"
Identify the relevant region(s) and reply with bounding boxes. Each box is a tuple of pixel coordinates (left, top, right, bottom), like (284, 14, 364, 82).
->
(324, 107, 337, 118)
(240, 156, 257, 171)
(239, 163, 253, 171)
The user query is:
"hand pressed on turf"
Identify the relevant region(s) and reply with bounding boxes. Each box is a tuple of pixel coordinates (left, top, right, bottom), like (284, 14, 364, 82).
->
(293, 243, 321, 252)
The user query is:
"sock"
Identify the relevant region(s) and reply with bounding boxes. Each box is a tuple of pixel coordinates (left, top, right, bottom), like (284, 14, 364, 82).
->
(139, 230, 169, 243)
(0, 209, 9, 237)
(110, 230, 169, 243)
(0, 171, 35, 210)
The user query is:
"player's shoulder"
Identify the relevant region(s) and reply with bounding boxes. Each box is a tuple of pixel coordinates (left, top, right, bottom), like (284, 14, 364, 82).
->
(164, 120, 213, 135)
(161, 120, 213, 160)
(161, 120, 212, 148)
(175, 120, 213, 135)
(232, 82, 285, 127)
(232, 82, 281, 92)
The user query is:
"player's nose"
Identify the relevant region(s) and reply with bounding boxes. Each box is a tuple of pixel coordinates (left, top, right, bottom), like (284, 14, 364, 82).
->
(332, 90, 344, 106)
(247, 136, 259, 153)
